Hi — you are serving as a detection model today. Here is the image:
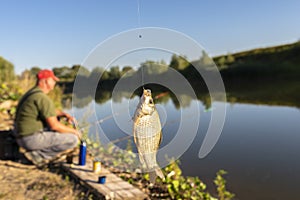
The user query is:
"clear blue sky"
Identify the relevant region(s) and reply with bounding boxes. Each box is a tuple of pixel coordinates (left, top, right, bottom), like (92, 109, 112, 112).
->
(1, 0, 300, 74)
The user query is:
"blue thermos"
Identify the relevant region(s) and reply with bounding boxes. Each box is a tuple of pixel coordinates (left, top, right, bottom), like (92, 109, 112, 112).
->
(79, 140, 86, 165)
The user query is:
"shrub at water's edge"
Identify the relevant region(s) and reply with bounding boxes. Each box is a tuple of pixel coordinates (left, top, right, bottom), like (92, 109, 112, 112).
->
(85, 137, 235, 200)
(0, 56, 15, 83)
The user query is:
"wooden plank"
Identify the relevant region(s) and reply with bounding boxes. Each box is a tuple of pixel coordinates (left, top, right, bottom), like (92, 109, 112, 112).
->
(61, 159, 147, 200)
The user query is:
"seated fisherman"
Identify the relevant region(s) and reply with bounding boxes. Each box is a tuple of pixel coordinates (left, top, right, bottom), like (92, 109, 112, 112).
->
(14, 69, 81, 166)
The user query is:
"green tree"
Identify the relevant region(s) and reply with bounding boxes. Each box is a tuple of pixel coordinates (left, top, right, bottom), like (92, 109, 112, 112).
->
(199, 50, 214, 66)
(140, 60, 168, 74)
(217, 56, 226, 68)
(109, 66, 121, 79)
(52, 65, 88, 81)
(226, 53, 235, 64)
(71, 65, 81, 79)
(30, 66, 41, 77)
(101, 71, 110, 81)
(75, 65, 90, 77)
(170, 55, 189, 70)
(121, 66, 135, 77)
(53, 66, 73, 80)
(73, 65, 90, 86)
(89, 67, 106, 83)
(0, 56, 15, 83)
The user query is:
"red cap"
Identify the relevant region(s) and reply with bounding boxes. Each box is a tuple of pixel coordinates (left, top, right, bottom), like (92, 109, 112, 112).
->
(37, 69, 59, 81)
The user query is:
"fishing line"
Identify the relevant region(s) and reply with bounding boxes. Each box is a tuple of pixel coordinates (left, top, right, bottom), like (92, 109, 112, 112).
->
(75, 102, 136, 135)
(136, 0, 145, 88)
(137, 0, 141, 31)
(90, 96, 138, 145)
(137, 0, 143, 39)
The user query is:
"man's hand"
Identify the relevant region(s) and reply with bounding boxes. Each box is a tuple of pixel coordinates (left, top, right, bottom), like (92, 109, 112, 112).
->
(74, 130, 82, 140)
(66, 114, 76, 125)
(56, 110, 76, 125)
(47, 116, 82, 139)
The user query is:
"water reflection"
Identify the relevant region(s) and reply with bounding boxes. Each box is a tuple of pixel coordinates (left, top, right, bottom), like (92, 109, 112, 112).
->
(68, 78, 300, 200)
(69, 78, 300, 110)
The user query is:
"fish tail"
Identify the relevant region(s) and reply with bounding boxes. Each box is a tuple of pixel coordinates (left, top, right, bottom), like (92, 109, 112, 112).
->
(149, 166, 165, 183)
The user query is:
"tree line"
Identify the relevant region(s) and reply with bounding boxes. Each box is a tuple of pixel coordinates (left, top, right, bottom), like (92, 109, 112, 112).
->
(1, 40, 299, 86)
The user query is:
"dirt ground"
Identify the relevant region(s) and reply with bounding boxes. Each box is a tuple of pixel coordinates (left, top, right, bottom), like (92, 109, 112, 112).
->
(0, 159, 90, 200)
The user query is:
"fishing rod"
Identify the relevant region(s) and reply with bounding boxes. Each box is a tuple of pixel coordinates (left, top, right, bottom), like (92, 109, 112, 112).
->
(72, 112, 120, 132)
(72, 119, 85, 141)
(72, 112, 130, 144)
(109, 135, 133, 144)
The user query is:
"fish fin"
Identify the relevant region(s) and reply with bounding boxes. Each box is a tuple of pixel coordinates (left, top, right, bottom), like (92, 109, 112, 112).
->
(149, 166, 165, 184)
(132, 122, 138, 145)
(158, 131, 162, 146)
(133, 135, 137, 145)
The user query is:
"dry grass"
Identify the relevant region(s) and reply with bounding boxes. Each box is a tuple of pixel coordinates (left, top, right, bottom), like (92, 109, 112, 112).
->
(0, 160, 85, 200)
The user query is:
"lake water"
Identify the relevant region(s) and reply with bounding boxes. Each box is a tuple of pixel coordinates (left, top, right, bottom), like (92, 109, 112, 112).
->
(70, 92, 300, 200)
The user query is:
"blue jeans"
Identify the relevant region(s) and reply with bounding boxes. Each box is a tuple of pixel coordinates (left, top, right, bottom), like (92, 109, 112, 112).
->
(17, 131, 78, 160)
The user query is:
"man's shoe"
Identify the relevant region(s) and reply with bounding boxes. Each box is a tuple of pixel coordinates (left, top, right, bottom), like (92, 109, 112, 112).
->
(24, 151, 49, 167)
(48, 148, 77, 164)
